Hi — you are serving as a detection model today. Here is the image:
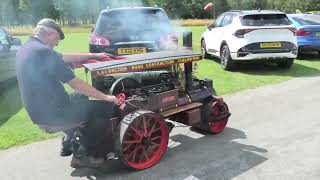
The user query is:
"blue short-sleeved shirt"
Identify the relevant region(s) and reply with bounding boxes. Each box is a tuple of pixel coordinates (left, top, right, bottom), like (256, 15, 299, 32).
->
(16, 36, 75, 124)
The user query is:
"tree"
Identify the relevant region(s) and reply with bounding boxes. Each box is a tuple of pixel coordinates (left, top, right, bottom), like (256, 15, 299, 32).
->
(18, 0, 33, 25)
(28, 0, 57, 24)
(0, 0, 19, 26)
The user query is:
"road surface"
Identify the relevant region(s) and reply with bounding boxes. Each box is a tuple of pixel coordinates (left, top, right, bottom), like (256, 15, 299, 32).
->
(0, 76, 320, 180)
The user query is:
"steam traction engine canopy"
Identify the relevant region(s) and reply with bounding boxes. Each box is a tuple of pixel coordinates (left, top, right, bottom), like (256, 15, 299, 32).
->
(83, 49, 202, 76)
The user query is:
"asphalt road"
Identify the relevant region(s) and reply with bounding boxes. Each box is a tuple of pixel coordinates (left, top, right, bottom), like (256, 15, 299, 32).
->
(0, 76, 320, 180)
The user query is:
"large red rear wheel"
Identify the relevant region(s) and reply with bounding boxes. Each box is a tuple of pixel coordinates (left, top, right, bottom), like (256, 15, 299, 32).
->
(116, 110, 169, 170)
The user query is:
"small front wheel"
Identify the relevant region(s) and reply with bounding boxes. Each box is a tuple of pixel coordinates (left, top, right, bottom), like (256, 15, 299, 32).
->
(201, 100, 230, 134)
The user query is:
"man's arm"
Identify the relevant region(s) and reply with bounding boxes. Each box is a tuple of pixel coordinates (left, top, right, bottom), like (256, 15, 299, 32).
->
(68, 77, 120, 104)
(62, 53, 112, 63)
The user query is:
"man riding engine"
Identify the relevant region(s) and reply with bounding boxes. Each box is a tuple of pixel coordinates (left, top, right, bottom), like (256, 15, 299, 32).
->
(16, 18, 121, 168)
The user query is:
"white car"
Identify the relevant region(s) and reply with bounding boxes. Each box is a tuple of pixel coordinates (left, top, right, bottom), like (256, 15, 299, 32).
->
(201, 10, 298, 70)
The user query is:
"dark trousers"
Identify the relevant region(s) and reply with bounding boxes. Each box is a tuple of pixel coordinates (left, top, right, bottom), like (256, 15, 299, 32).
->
(42, 94, 115, 155)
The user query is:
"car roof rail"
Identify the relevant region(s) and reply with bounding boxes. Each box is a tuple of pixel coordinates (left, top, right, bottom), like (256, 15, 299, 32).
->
(239, 9, 285, 15)
(263, 9, 282, 12)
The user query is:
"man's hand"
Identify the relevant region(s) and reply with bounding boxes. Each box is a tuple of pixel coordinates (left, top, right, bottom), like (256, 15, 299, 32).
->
(68, 78, 122, 105)
(63, 53, 114, 63)
(105, 95, 121, 105)
(94, 53, 113, 60)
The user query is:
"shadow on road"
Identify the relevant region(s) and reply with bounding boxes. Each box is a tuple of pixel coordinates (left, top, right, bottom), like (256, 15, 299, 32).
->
(0, 80, 23, 127)
(71, 127, 268, 180)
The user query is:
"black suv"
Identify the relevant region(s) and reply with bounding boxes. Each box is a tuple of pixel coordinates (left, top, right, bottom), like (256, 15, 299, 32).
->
(89, 7, 177, 55)
(0, 27, 21, 86)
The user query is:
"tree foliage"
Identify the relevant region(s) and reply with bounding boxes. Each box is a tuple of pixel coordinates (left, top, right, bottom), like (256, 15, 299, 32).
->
(1, 0, 319, 26)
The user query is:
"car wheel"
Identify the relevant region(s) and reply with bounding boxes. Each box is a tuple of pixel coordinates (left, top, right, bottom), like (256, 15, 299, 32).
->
(277, 58, 294, 69)
(296, 47, 303, 59)
(220, 44, 234, 70)
(201, 39, 210, 59)
(297, 53, 302, 59)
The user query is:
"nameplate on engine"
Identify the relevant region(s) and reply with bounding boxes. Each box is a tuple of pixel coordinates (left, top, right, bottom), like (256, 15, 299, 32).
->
(92, 56, 201, 76)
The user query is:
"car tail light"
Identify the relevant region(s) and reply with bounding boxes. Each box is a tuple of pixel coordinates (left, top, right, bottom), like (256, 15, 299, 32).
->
(287, 27, 296, 34)
(89, 35, 110, 46)
(233, 29, 257, 38)
(295, 29, 311, 36)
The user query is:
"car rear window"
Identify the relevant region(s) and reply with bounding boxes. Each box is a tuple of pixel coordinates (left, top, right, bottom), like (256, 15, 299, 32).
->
(242, 14, 291, 26)
(291, 15, 320, 25)
(94, 9, 171, 36)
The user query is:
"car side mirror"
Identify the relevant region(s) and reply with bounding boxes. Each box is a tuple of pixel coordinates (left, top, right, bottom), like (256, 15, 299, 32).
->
(207, 24, 214, 31)
(12, 38, 22, 46)
(91, 26, 95, 33)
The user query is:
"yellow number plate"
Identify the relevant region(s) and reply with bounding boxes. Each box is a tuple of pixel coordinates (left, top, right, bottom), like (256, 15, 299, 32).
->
(316, 32, 320, 36)
(260, 42, 282, 48)
(117, 47, 147, 55)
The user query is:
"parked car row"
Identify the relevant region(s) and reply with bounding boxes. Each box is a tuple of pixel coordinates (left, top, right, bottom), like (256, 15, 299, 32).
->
(0, 7, 318, 90)
(2, 7, 315, 77)
(89, 7, 320, 71)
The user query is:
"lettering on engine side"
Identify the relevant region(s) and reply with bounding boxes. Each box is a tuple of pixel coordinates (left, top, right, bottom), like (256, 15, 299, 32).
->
(162, 96, 176, 103)
(93, 55, 201, 76)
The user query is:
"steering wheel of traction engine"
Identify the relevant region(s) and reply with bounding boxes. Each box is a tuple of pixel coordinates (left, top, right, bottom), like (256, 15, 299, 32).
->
(110, 77, 140, 106)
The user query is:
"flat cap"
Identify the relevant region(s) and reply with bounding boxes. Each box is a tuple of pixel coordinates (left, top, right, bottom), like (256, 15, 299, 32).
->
(37, 18, 65, 40)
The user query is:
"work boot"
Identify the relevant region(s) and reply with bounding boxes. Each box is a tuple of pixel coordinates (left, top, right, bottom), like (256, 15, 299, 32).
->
(106, 152, 118, 160)
(60, 137, 72, 157)
(73, 144, 88, 158)
(71, 129, 89, 158)
(70, 155, 105, 168)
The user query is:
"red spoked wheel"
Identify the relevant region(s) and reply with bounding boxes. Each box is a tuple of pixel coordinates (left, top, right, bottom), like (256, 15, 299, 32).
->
(118, 111, 169, 170)
(209, 101, 230, 134)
